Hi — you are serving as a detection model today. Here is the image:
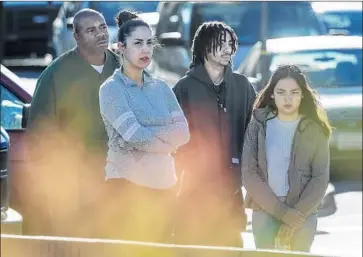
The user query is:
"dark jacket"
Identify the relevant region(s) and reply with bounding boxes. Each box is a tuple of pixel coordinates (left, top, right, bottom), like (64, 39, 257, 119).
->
(24, 48, 120, 236)
(27, 49, 120, 160)
(241, 107, 330, 219)
(173, 64, 256, 187)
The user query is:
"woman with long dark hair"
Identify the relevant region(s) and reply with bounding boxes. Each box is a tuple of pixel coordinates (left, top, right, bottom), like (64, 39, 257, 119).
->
(241, 64, 331, 252)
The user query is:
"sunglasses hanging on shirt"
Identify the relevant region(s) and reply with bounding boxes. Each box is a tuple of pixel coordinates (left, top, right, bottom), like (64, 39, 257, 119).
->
(214, 81, 227, 113)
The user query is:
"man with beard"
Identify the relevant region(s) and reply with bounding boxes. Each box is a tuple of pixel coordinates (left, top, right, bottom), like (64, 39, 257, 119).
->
(172, 21, 256, 249)
(23, 9, 119, 237)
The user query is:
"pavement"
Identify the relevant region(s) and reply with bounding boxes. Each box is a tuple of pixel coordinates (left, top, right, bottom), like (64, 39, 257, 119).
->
(1, 208, 23, 235)
(312, 181, 362, 257)
(242, 182, 362, 257)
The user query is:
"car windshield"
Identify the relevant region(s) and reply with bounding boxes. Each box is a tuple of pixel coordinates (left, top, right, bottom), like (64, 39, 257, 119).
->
(269, 49, 363, 87)
(321, 11, 363, 35)
(90, 2, 159, 26)
(193, 2, 323, 45)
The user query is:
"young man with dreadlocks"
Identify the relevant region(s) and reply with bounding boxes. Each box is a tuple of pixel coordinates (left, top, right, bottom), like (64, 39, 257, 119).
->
(172, 21, 256, 248)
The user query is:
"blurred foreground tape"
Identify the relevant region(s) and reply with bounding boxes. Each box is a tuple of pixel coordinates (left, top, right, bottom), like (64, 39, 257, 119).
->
(1, 234, 336, 257)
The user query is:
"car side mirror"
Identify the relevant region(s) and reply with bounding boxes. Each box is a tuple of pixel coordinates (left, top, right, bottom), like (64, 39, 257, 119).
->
(21, 104, 31, 129)
(247, 76, 263, 92)
(66, 17, 74, 30)
(247, 76, 259, 85)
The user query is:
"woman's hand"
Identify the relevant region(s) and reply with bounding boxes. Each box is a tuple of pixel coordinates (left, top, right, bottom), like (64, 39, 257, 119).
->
(275, 224, 296, 249)
(281, 207, 305, 229)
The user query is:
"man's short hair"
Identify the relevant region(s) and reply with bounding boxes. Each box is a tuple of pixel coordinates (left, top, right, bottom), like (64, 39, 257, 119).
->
(73, 8, 103, 33)
(191, 21, 238, 67)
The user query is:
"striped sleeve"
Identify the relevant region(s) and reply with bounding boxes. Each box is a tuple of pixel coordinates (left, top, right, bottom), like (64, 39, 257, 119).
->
(147, 81, 190, 148)
(99, 80, 175, 153)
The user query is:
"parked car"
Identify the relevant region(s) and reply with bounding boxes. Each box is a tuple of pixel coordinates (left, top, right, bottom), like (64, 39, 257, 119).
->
(237, 35, 362, 179)
(150, 1, 327, 87)
(52, 1, 159, 58)
(312, 2, 362, 35)
(2, 1, 62, 60)
(1, 125, 23, 234)
(1, 64, 31, 229)
(1, 127, 10, 219)
(1, 122, 24, 235)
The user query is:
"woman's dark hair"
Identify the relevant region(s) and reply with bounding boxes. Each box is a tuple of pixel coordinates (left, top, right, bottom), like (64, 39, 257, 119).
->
(254, 64, 332, 138)
(115, 10, 150, 44)
(191, 21, 238, 67)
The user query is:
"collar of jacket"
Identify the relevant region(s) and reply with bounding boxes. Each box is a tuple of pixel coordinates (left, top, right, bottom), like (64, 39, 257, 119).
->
(252, 107, 314, 133)
(74, 48, 115, 67)
(186, 63, 235, 87)
(115, 67, 154, 87)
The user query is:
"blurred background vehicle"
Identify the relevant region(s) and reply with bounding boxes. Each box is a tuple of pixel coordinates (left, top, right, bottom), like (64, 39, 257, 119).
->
(2, 1, 62, 65)
(1, 126, 10, 219)
(52, 1, 159, 58)
(312, 2, 362, 36)
(149, 1, 327, 87)
(1, 123, 23, 235)
(237, 35, 362, 180)
(1, 64, 31, 229)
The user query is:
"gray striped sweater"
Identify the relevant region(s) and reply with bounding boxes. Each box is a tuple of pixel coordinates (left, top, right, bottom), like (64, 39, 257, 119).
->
(99, 69, 190, 189)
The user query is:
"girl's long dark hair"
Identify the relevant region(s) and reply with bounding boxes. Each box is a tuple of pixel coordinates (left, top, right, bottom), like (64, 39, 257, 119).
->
(254, 64, 332, 138)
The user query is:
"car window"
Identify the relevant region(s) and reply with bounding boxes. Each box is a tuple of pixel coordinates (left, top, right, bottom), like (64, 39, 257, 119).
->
(0, 85, 24, 130)
(269, 49, 362, 87)
(90, 2, 159, 26)
(321, 11, 363, 35)
(192, 2, 323, 45)
(156, 2, 183, 37)
(239, 43, 262, 77)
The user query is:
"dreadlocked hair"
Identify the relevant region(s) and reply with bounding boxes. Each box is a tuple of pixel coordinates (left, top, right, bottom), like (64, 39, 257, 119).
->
(191, 21, 238, 67)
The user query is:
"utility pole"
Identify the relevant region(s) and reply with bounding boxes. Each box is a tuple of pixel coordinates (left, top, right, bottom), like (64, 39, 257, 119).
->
(259, 1, 268, 91)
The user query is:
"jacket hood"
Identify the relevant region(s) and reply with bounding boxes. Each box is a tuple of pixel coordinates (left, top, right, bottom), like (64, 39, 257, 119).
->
(252, 107, 314, 132)
(186, 63, 235, 86)
(252, 107, 272, 123)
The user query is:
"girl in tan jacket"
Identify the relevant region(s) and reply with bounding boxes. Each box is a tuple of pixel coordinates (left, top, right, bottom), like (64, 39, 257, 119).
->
(241, 64, 332, 252)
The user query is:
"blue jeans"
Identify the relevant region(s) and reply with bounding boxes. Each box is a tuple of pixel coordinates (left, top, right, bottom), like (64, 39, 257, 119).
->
(252, 210, 317, 252)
